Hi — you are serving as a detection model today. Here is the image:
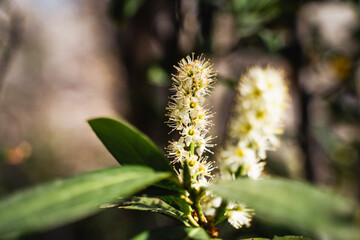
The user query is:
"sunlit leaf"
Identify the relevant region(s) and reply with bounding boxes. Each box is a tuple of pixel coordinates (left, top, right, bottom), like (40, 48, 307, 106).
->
(0, 166, 169, 238)
(209, 178, 359, 239)
(88, 117, 173, 173)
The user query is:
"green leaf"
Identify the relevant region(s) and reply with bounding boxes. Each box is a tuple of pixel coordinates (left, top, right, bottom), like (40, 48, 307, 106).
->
(273, 236, 311, 240)
(259, 28, 286, 52)
(150, 179, 185, 196)
(242, 236, 311, 240)
(117, 196, 190, 226)
(241, 238, 269, 240)
(0, 166, 169, 238)
(88, 117, 180, 197)
(131, 226, 210, 240)
(232, 0, 281, 37)
(160, 195, 192, 216)
(209, 178, 359, 239)
(88, 117, 173, 173)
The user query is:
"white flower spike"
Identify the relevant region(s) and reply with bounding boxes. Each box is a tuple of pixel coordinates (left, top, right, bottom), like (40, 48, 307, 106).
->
(166, 53, 217, 188)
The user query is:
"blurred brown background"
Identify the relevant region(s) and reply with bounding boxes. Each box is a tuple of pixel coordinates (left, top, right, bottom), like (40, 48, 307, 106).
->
(0, 0, 359, 239)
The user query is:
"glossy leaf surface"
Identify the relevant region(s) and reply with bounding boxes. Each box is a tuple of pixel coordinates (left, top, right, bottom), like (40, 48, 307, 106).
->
(88, 117, 173, 173)
(0, 166, 169, 238)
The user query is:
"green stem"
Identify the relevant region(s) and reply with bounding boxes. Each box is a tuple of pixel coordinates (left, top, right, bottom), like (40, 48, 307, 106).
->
(183, 160, 192, 192)
(194, 193, 207, 224)
(183, 141, 208, 226)
(190, 142, 195, 155)
(187, 214, 200, 227)
(214, 199, 228, 225)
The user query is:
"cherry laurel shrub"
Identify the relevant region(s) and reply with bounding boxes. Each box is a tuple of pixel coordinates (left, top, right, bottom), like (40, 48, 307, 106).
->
(0, 54, 358, 240)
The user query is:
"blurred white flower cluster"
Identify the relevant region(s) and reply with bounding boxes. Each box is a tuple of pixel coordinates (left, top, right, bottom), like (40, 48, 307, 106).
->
(220, 66, 289, 180)
(215, 66, 289, 229)
(166, 53, 217, 190)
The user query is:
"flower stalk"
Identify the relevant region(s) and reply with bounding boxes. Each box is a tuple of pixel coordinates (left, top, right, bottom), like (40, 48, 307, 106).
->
(166, 53, 217, 229)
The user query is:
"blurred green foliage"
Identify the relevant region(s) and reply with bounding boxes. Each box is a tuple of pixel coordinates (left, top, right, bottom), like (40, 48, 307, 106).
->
(210, 178, 359, 239)
(231, 0, 281, 37)
(0, 166, 169, 238)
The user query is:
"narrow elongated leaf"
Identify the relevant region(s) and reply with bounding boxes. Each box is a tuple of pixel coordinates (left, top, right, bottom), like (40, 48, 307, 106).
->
(0, 166, 169, 238)
(88, 117, 173, 173)
(131, 226, 210, 240)
(209, 178, 359, 239)
(117, 196, 190, 226)
(88, 117, 180, 197)
(160, 195, 192, 216)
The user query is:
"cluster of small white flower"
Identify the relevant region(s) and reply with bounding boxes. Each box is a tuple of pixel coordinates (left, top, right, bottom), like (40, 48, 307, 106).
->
(226, 201, 254, 229)
(202, 193, 254, 230)
(217, 66, 289, 229)
(166, 57, 289, 231)
(166, 53, 217, 189)
(220, 66, 289, 180)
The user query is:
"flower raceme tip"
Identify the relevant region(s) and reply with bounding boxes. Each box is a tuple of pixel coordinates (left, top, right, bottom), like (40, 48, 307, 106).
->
(166, 53, 217, 188)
